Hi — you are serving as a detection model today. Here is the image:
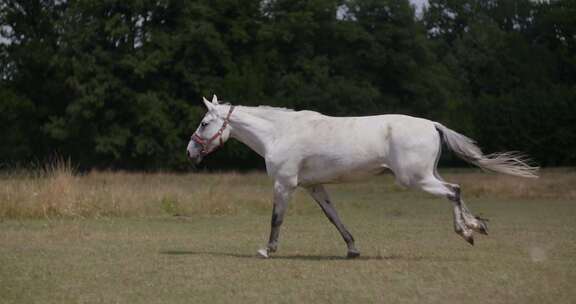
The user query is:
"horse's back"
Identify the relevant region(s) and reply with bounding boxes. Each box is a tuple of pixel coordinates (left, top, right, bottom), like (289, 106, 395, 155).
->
(297, 113, 437, 146)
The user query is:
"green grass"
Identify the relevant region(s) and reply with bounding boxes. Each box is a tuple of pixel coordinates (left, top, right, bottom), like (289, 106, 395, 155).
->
(1, 182, 575, 303)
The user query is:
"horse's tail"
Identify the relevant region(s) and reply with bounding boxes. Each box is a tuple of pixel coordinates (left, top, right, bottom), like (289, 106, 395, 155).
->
(434, 123, 539, 178)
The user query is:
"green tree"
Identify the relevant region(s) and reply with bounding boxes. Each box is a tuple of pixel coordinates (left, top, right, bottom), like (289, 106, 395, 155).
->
(0, 0, 69, 164)
(425, 0, 576, 165)
(1, 0, 574, 169)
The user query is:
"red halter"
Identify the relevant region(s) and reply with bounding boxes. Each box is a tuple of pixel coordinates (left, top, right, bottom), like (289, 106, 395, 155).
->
(191, 105, 235, 157)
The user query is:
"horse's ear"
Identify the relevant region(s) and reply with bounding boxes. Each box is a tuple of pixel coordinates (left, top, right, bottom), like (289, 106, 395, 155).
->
(212, 94, 219, 105)
(202, 97, 215, 111)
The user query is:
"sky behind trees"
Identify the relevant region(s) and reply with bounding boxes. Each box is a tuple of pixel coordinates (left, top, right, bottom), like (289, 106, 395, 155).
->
(410, 0, 428, 13)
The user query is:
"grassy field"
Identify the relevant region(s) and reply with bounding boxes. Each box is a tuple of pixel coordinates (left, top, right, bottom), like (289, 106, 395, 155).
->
(1, 167, 575, 303)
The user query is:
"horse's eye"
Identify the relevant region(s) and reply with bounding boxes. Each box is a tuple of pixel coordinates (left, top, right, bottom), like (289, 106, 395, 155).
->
(201, 122, 209, 127)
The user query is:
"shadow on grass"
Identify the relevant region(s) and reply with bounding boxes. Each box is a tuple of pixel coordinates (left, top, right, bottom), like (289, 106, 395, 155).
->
(159, 250, 466, 262)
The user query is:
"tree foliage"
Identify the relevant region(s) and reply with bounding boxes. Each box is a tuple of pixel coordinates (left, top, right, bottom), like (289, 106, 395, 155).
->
(1, 0, 574, 169)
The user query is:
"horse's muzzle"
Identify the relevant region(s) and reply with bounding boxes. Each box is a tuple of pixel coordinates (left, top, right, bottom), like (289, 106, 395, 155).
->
(187, 151, 203, 165)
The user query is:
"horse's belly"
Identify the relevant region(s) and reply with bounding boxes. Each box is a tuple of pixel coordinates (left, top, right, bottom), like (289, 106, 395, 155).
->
(297, 159, 388, 186)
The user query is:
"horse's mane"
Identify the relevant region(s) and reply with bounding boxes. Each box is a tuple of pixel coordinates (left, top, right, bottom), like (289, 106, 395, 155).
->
(223, 103, 294, 113)
(217, 103, 295, 118)
(255, 105, 294, 112)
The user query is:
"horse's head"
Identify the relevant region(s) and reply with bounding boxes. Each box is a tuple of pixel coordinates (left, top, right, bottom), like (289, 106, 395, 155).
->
(186, 95, 234, 164)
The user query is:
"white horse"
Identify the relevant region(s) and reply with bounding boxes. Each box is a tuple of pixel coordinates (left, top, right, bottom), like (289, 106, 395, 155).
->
(187, 95, 538, 258)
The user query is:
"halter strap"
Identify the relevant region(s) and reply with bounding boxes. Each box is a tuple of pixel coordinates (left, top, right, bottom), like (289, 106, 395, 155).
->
(191, 105, 235, 156)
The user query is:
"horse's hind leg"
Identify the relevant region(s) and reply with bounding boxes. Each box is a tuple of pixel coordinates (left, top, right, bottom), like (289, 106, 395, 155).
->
(414, 176, 488, 245)
(306, 185, 360, 258)
(389, 126, 487, 245)
(447, 184, 488, 236)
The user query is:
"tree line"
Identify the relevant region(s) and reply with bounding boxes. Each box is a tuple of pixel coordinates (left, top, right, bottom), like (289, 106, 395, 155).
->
(1, 0, 574, 170)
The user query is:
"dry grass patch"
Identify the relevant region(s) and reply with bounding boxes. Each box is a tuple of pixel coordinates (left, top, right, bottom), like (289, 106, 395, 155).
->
(442, 168, 576, 200)
(1, 164, 574, 219)
(0, 163, 273, 219)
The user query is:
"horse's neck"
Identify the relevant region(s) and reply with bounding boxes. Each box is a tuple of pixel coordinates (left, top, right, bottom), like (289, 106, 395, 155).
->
(227, 106, 278, 157)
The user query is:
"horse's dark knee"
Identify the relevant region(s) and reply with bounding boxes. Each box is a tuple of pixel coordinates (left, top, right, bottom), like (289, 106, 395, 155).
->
(453, 185, 461, 197)
(447, 184, 462, 202)
(271, 213, 283, 227)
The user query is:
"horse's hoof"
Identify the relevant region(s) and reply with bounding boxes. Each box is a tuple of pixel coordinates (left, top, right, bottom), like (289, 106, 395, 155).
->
(464, 235, 474, 246)
(476, 219, 489, 235)
(347, 250, 360, 259)
(257, 248, 269, 258)
(477, 224, 488, 235)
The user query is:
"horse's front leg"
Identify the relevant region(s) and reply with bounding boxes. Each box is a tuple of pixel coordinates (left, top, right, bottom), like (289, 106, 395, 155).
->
(306, 185, 360, 258)
(257, 180, 295, 258)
